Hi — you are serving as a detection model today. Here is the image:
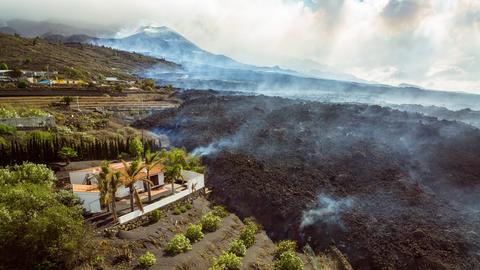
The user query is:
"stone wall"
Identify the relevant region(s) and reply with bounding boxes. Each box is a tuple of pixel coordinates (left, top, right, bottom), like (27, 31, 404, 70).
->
(0, 116, 55, 129)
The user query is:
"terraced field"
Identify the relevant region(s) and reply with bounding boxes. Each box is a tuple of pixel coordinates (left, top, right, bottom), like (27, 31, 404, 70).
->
(0, 93, 179, 110)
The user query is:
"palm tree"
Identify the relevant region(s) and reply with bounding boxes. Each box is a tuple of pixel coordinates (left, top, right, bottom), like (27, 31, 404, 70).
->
(95, 161, 122, 222)
(105, 171, 122, 222)
(164, 163, 183, 195)
(121, 159, 151, 212)
(144, 150, 162, 202)
(96, 161, 111, 212)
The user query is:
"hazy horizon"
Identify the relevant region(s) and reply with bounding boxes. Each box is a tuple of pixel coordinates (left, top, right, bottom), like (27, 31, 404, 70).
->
(1, 0, 480, 94)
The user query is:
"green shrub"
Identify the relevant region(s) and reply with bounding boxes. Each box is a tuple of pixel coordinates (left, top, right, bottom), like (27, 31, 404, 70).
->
(228, 239, 247, 257)
(209, 252, 242, 270)
(29, 130, 53, 141)
(200, 212, 221, 232)
(165, 234, 192, 255)
(212, 205, 229, 218)
(0, 124, 15, 134)
(92, 255, 105, 267)
(185, 223, 204, 243)
(274, 240, 297, 259)
(274, 251, 304, 270)
(55, 190, 83, 208)
(149, 209, 163, 223)
(239, 220, 258, 248)
(173, 207, 182, 215)
(17, 80, 28, 88)
(138, 251, 156, 268)
(184, 202, 193, 210)
(0, 63, 8, 70)
(62, 96, 74, 106)
(179, 205, 187, 213)
(0, 162, 56, 186)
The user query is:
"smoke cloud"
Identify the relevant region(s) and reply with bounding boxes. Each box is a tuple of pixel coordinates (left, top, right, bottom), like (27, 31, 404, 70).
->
(300, 194, 354, 230)
(1, 0, 480, 93)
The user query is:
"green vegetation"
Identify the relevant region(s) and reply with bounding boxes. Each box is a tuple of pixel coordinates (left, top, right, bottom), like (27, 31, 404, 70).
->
(0, 163, 90, 269)
(17, 80, 28, 88)
(0, 162, 56, 186)
(165, 233, 192, 255)
(138, 251, 156, 268)
(274, 240, 297, 259)
(209, 252, 242, 270)
(144, 149, 161, 202)
(0, 106, 49, 119)
(185, 223, 204, 243)
(55, 190, 83, 208)
(0, 123, 15, 134)
(160, 147, 204, 174)
(274, 251, 304, 270)
(29, 130, 53, 141)
(129, 137, 144, 158)
(201, 212, 222, 232)
(239, 218, 259, 248)
(58, 146, 78, 164)
(228, 239, 247, 257)
(96, 161, 123, 222)
(141, 79, 156, 91)
(0, 63, 8, 70)
(149, 209, 164, 223)
(62, 96, 74, 106)
(121, 159, 150, 212)
(173, 206, 182, 215)
(213, 205, 229, 218)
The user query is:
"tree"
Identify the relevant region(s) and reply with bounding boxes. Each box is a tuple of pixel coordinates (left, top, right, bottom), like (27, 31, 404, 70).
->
(62, 96, 74, 106)
(0, 63, 8, 70)
(58, 146, 78, 165)
(129, 137, 144, 158)
(144, 149, 161, 202)
(97, 162, 122, 223)
(141, 79, 155, 90)
(0, 164, 88, 269)
(164, 163, 183, 195)
(120, 159, 150, 212)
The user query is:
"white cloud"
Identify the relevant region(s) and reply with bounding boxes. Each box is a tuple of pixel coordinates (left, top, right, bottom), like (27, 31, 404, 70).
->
(1, 0, 480, 93)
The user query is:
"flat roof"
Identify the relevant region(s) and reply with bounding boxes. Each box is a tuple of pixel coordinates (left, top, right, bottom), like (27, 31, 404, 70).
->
(71, 162, 164, 182)
(72, 184, 99, 193)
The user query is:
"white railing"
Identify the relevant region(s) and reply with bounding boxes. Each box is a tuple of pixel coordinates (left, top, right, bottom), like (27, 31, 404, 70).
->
(118, 170, 204, 224)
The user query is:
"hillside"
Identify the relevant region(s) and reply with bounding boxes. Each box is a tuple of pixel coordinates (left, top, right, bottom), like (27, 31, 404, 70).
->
(0, 33, 178, 80)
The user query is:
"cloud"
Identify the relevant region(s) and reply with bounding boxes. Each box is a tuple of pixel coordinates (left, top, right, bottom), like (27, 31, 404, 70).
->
(1, 0, 480, 93)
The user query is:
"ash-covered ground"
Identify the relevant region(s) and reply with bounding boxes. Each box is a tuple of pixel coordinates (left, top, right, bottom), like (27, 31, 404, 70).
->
(136, 90, 480, 270)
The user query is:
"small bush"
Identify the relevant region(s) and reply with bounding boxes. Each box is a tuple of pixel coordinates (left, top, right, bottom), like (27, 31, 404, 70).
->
(274, 240, 297, 259)
(173, 207, 182, 215)
(212, 205, 229, 218)
(179, 205, 187, 213)
(185, 223, 204, 243)
(165, 234, 192, 255)
(239, 218, 258, 248)
(17, 80, 28, 88)
(209, 252, 242, 270)
(274, 251, 304, 270)
(149, 209, 163, 223)
(0, 124, 15, 134)
(92, 255, 105, 267)
(200, 212, 221, 232)
(184, 202, 193, 210)
(228, 239, 247, 257)
(138, 251, 156, 268)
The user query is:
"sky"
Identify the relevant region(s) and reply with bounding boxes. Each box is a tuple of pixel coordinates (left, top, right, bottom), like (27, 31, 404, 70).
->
(1, 0, 480, 93)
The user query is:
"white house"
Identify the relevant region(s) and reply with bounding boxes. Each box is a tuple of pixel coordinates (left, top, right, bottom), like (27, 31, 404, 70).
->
(69, 162, 165, 213)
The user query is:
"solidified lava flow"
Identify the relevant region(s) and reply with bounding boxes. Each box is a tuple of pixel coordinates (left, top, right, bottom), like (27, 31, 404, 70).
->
(136, 90, 480, 270)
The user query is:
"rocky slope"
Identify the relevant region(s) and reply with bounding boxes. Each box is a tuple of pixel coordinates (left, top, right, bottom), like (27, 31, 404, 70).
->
(136, 90, 480, 270)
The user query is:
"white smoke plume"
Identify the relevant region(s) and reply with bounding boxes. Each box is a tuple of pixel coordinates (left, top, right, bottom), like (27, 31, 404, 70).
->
(301, 194, 354, 230)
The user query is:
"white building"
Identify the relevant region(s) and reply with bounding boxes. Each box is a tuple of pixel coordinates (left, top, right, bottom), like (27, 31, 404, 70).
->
(69, 162, 165, 213)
